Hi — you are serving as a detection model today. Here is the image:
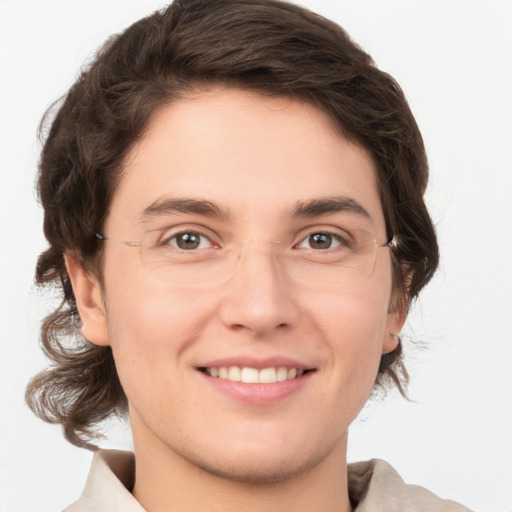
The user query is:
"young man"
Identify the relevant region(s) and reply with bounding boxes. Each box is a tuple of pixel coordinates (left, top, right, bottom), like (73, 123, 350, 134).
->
(26, 1, 471, 510)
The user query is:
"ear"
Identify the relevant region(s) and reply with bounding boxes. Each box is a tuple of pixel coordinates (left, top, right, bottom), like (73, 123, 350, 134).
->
(382, 301, 407, 354)
(65, 253, 110, 346)
(382, 264, 412, 353)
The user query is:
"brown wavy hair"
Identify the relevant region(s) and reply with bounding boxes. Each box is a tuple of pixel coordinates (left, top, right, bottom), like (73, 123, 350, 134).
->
(26, 0, 439, 449)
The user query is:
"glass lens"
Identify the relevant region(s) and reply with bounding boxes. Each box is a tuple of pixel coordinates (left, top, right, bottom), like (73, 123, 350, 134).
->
(139, 228, 380, 288)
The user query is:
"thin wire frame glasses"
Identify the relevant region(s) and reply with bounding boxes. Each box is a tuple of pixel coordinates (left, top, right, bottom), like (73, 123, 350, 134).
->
(96, 229, 397, 289)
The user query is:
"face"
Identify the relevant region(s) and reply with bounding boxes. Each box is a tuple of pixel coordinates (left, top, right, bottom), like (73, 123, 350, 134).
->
(75, 88, 404, 482)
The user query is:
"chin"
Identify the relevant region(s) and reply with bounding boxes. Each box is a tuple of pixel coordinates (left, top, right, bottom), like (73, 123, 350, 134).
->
(188, 451, 323, 485)
(173, 434, 337, 485)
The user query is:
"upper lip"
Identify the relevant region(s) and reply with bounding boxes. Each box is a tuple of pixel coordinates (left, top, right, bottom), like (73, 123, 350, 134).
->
(197, 356, 314, 370)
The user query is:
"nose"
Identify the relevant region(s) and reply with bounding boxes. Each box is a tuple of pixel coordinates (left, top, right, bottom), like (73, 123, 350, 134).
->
(218, 242, 300, 337)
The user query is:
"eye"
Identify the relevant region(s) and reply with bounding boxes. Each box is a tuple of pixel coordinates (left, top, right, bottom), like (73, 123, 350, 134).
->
(165, 231, 213, 250)
(296, 232, 345, 250)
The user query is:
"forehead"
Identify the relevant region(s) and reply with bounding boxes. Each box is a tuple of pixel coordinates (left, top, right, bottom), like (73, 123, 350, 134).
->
(106, 88, 384, 234)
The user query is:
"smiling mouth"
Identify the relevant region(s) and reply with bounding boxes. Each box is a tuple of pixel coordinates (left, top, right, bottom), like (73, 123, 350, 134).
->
(199, 366, 313, 384)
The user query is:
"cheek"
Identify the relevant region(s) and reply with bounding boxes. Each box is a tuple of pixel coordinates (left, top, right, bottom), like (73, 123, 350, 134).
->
(312, 283, 391, 380)
(293, 286, 391, 434)
(314, 278, 391, 339)
(103, 275, 214, 394)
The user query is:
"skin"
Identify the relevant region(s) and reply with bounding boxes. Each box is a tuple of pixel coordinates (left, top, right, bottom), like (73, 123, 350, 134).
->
(67, 88, 405, 512)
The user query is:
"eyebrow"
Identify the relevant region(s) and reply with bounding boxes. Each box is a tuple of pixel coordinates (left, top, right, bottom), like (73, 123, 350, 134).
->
(138, 195, 370, 223)
(139, 197, 230, 222)
(291, 196, 371, 219)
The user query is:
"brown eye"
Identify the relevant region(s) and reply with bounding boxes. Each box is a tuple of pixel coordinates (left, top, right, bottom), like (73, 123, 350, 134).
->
(308, 233, 333, 249)
(296, 232, 345, 251)
(167, 232, 210, 250)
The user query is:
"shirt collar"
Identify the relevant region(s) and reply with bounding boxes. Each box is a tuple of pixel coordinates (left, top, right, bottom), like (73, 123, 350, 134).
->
(71, 449, 144, 512)
(68, 450, 469, 511)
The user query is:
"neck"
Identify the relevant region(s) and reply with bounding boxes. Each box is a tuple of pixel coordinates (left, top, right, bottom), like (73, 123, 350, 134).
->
(131, 426, 352, 512)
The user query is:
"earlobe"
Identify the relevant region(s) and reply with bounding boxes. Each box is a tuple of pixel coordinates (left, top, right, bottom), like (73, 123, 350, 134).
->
(382, 306, 407, 354)
(383, 269, 411, 353)
(65, 253, 110, 347)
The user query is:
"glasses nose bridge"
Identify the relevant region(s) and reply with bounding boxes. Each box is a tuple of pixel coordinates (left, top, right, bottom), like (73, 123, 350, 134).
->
(231, 237, 284, 272)
(238, 236, 282, 254)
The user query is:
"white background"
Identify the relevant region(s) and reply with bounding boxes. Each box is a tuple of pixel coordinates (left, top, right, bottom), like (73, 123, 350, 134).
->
(1, 1, 511, 511)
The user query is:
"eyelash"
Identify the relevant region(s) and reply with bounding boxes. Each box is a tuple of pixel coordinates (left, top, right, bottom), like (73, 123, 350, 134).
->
(295, 231, 349, 251)
(161, 230, 217, 250)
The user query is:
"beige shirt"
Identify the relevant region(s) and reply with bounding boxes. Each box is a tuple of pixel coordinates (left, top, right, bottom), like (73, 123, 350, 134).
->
(63, 450, 472, 511)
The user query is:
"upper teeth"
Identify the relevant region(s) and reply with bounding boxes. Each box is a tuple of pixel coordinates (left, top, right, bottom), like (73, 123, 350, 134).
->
(206, 366, 304, 383)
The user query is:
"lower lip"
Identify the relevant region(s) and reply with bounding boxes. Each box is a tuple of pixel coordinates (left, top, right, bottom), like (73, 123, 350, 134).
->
(198, 370, 314, 404)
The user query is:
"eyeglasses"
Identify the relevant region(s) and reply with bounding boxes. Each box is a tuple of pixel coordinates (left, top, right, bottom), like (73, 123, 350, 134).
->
(96, 228, 397, 289)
